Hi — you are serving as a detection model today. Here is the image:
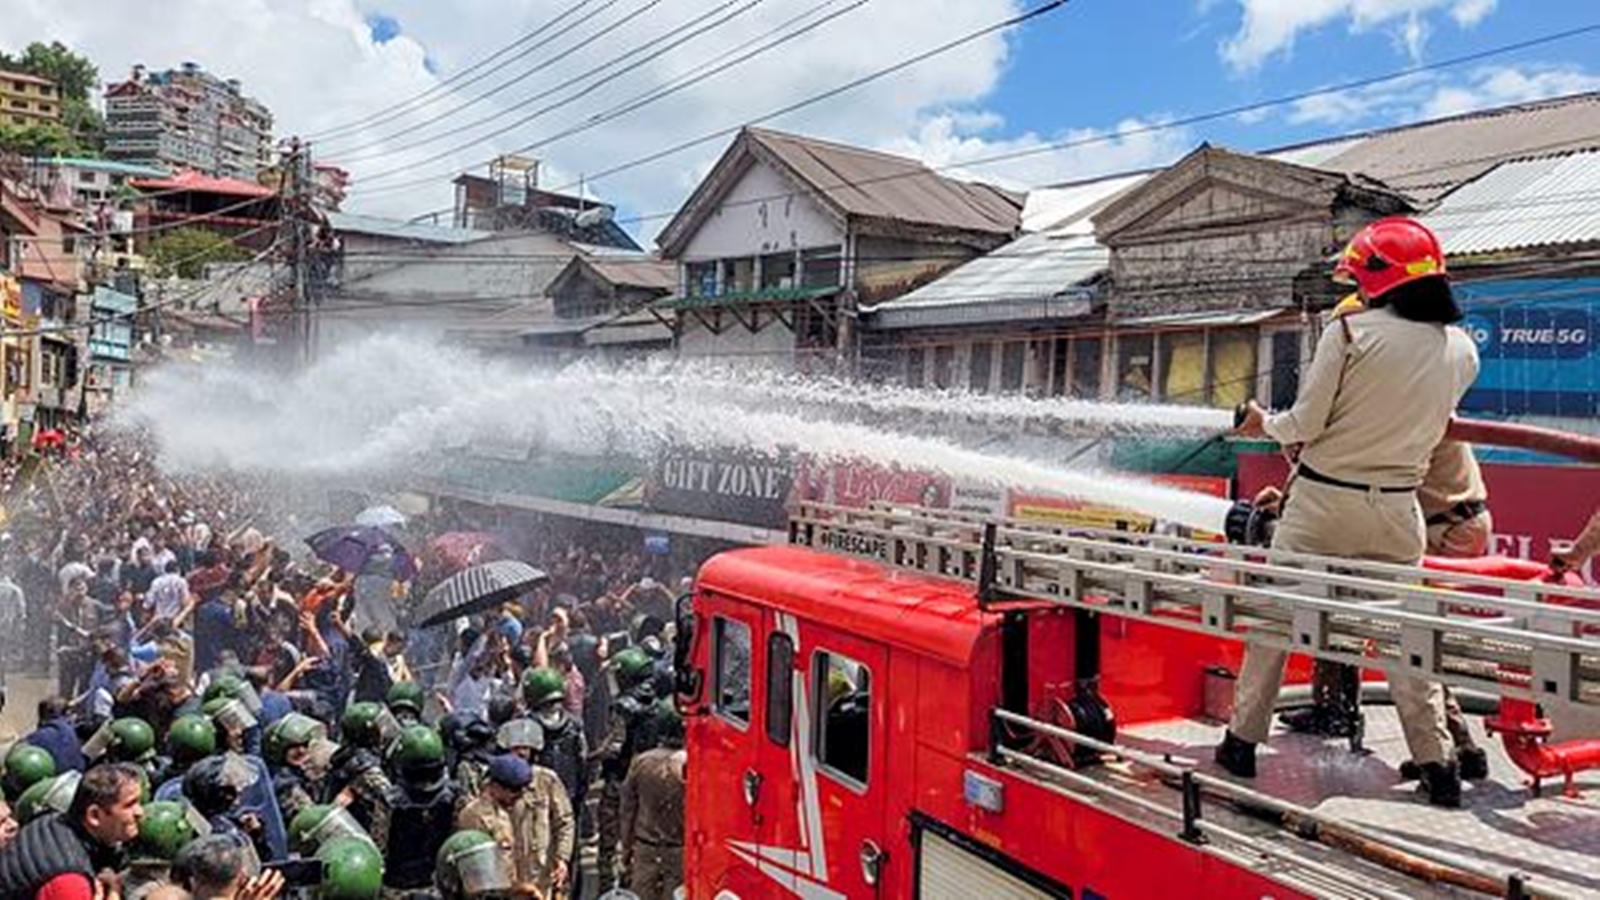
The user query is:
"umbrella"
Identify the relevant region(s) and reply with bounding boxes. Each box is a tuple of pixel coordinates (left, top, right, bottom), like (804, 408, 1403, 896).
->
(416, 559, 548, 628)
(305, 526, 417, 580)
(355, 504, 407, 529)
(426, 531, 507, 574)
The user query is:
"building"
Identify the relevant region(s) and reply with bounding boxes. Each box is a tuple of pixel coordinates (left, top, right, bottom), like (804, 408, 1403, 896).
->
(0, 70, 61, 127)
(128, 169, 279, 252)
(1, 177, 87, 441)
(656, 127, 1022, 371)
(104, 63, 274, 180)
(451, 156, 641, 253)
(28, 156, 170, 211)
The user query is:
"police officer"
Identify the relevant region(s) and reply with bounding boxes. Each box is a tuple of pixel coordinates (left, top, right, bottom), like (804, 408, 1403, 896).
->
(2, 745, 57, 803)
(123, 799, 207, 899)
(262, 713, 329, 821)
(328, 702, 395, 831)
(316, 836, 385, 900)
(523, 667, 587, 899)
(386, 682, 427, 729)
(183, 754, 268, 867)
(620, 704, 686, 900)
(371, 724, 458, 897)
(594, 647, 659, 887)
(434, 830, 514, 900)
(441, 712, 498, 801)
(154, 715, 216, 788)
(456, 755, 573, 900)
(288, 804, 373, 858)
(1222, 216, 1478, 808)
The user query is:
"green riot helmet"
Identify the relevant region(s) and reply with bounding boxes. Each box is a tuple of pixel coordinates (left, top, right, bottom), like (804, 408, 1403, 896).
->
(611, 647, 654, 691)
(203, 674, 263, 715)
(290, 804, 371, 855)
(203, 697, 259, 733)
(520, 667, 566, 710)
(435, 830, 511, 899)
(340, 702, 398, 750)
(133, 800, 210, 862)
(495, 718, 543, 754)
(264, 713, 327, 767)
(15, 771, 81, 823)
(385, 681, 425, 718)
(3, 744, 57, 799)
(387, 724, 445, 772)
(653, 701, 685, 749)
(317, 837, 385, 900)
(107, 717, 158, 763)
(167, 715, 219, 765)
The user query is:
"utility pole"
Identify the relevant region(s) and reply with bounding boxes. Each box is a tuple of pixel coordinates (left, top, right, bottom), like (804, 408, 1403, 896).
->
(282, 137, 315, 369)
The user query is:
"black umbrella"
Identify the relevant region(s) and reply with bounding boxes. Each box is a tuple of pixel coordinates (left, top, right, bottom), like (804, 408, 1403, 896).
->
(416, 559, 549, 628)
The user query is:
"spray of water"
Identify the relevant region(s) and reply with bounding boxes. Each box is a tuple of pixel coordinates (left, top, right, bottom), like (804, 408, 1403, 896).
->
(120, 336, 1235, 533)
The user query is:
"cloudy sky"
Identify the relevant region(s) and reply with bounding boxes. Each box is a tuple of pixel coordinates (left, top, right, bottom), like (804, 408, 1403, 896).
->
(5, 0, 1598, 243)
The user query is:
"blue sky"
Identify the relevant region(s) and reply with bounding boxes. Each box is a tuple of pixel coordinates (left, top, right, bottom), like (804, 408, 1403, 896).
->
(985, 0, 1600, 168)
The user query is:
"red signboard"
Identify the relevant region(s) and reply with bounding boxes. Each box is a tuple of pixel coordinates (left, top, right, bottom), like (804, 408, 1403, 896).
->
(791, 457, 951, 509)
(1237, 451, 1600, 583)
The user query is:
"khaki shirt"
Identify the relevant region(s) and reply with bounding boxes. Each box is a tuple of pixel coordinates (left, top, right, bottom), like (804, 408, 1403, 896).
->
(1265, 307, 1478, 488)
(456, 768, 575, 896)
(1417, 439, 1487, 517)
(620, 748, 687, 851)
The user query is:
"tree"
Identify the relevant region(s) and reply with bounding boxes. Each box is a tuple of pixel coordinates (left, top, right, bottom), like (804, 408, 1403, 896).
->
(1, 41, 103, 153)
(145, 228, 250, 280)
(0, 120, 80, 157)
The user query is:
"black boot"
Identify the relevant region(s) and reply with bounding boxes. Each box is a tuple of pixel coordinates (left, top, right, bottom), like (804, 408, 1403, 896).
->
(1419, 761, 1462, 808)
(1279, 660, 1362, 738)
(1215, 731, 1257, 778)
(1457, 746, 1489, 781)
(1278, 704, 1359, 738)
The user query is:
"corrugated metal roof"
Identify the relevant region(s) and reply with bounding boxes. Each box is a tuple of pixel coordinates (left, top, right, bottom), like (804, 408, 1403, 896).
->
(1022, 172, 1150, 232)
(584, 254, 676, 291)
(34, 157, 170, 178)
(862, 230, 1104, 329)
(749, 128, 1022, 236)
(1117, 308, 1291, 328)
(1423, 149, 1600, 256)
(327, 211, 491, 244)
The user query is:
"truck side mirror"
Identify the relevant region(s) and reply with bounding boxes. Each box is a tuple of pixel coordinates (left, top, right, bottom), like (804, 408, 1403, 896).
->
(674, 592, 705, 714)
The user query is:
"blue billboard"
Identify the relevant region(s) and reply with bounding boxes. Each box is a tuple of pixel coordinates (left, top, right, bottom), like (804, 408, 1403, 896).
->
(1455, 278, 1599, 419)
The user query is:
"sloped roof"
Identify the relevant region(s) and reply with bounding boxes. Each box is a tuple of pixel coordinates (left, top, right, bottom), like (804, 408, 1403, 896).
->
(584, 254, 676, 291)
(327, 211, 490, 245)
(659, 127, 1021, 255)
(130, 170, 275, 199)
(1423, 149, 1600, 256)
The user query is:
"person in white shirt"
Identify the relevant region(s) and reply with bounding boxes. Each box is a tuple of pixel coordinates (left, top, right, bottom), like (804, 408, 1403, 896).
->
(145, 560, 191, 623)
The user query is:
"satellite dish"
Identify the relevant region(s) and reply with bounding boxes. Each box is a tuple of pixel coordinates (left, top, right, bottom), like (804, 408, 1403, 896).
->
(573, 206, 613, 229)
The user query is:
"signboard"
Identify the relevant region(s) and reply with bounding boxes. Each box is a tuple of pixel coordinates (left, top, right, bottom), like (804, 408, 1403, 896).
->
(792, 458, 951, 510)
(648, 448, 795, 529)
(643, 532, 671, 556)
(0, 275, 20, 322)
(1456, 279, 1599, 418)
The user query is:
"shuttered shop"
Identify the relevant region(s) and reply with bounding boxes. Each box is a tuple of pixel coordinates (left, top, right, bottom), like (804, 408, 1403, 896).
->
(918, 829, 1066, 899)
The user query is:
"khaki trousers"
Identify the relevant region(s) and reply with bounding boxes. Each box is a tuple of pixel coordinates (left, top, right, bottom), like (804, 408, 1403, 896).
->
(1229, 479, 1453, 765)
(1426, 509, 1493, 559)
(629, 842, 684, 900)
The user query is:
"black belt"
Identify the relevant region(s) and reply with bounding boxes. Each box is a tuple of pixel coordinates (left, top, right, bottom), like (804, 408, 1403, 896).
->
(1297, 464, 1417, 494)
(1426, 499, 1488, 527)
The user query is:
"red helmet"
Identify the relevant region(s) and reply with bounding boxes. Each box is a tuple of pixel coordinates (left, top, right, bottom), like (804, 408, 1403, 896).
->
(1333, 217, 1446, 300)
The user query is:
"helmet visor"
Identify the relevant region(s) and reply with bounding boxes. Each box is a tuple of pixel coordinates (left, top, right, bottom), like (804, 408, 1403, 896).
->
(214, 698, 259, 732)
(41, 771, 82, 815)
(496, 719, 543, 753)
(308, 805, 370, 849)
(373, 707, 402, 746)
(450, 842, 513, 896)
(82, 721, 116, 760)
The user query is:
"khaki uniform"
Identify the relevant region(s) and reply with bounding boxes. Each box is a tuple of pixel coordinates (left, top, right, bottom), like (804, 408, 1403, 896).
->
(456, 768, 576, 899)
(620, 748, 687, 900)
(1231, 307, 1479, 767)
(1420, 440, 1492, 558)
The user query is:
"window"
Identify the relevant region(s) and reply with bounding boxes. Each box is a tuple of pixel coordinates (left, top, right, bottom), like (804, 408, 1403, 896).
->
(9, 99, 25, 110)
(1209, 328, 1259, 409)
(967, 342, 992, 392)
(814, 651, 870, 786)
(1116, 334, 1154, 400)
(722, 257, 755, 294)
(686, 261, 717, 297)
(800, 246, 842, 289)
(766, 632, 795, 747)
(905, 346, 925, 388)
(713, 617, 752, 726)
(1158, 331, 1205, 405)
(1072, 336, 1102, 399)
(1000, 342, 1026, 393)
(760, 252, 796, 290)
(932, 345, 955, 390)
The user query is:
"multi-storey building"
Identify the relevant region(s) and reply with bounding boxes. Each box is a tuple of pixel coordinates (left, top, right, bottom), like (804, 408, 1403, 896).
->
(104, 63, 273, 181)
(0, 69, 62, 127)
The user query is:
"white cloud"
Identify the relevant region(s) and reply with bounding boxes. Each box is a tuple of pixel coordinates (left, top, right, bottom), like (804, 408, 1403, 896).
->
(6, 0, 1077, 241)
(1282, 64, 1600, 127)
(1218, 0, 1498, 72)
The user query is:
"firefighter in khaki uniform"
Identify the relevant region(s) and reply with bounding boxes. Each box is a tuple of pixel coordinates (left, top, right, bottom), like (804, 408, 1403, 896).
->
(620, 704, 687, 900)
(1421, 439, 1492, 558)
(456, 754, 575, 900)
(1220, 216, 1479, 808)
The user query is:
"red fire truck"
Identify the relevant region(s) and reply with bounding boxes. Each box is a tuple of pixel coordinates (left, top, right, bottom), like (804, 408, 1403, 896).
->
(675, 503, 1600, 900)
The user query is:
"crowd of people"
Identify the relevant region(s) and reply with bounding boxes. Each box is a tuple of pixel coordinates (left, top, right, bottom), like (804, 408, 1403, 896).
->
(0, 428, 697, 900)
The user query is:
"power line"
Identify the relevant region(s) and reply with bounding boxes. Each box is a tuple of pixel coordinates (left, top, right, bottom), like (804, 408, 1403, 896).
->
(329, 0, 761, 168)
(306, 0, 604, 142)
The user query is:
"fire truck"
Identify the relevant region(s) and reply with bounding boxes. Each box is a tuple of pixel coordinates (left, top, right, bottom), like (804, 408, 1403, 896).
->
(674, 502, 1600, 900)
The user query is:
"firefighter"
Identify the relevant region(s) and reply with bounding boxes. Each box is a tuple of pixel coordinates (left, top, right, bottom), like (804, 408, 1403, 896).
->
(262, 713, 329, 820)
(433, 830, 514, 900)
(1551, 506, 1600, 575)
(387, 681, 427, 729)
(523, 667, 587, 899)
(316, 836, 385, 900)
(593, 647, 659, 887)
(124, 799, 207, 899)
(2, 745, 57, 802)
(619, 703, 686, 900)
(328, 702, 395, 830)
(455, 754, 573, 900)
(155, 715, 217, 787)
(371, 723, 458, 896)
(1222, 216, 1477, 808)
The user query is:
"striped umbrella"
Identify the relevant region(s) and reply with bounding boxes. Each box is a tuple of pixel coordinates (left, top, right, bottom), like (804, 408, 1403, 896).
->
(416, 559, 548, 628)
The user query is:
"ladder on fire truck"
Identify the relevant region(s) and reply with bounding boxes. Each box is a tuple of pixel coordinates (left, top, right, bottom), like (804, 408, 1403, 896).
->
(789, 501, 1600, 900)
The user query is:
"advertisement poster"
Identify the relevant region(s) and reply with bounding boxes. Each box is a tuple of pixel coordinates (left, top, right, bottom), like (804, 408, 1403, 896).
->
(1456, 280, 1598, 418)
(791, 457, 951, 510)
